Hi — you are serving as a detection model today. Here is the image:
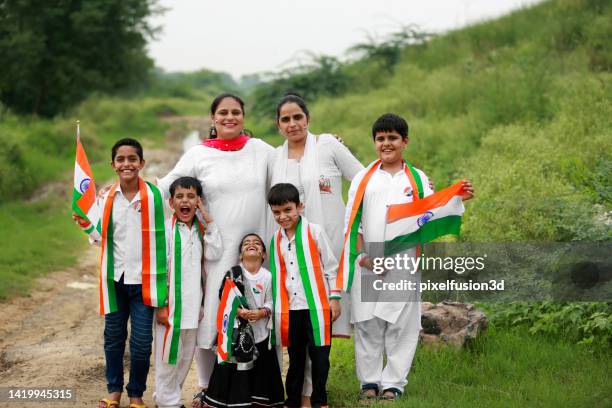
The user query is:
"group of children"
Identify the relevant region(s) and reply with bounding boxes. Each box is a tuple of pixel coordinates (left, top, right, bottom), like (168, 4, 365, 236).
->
(75, 113, 473, 408)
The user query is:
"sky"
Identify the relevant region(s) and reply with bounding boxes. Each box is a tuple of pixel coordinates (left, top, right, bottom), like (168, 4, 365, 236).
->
(147, 0, 542, 79)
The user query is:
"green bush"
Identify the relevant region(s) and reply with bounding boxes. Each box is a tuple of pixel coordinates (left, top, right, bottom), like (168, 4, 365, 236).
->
(486, 301, 612, 350)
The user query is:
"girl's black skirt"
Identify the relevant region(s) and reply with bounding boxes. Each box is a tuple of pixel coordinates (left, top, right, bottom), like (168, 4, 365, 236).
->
(204, 338, 284, 407)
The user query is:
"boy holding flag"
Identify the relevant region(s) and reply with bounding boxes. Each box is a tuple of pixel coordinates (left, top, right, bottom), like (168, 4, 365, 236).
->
(73, 137, 168, 408)
(338, 114, 473, 402)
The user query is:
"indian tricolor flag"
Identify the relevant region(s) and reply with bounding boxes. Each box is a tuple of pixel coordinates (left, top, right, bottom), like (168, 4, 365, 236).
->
(385, 181, 465, 256)
(216, 278, 244, 363)
(72, 122, 101, 241)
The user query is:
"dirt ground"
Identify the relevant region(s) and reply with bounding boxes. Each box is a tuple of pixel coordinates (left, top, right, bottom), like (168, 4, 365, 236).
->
(0, 117, 213, 407)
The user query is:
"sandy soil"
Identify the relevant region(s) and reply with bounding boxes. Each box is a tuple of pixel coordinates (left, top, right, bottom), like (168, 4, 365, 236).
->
(0, 117, 210, 408)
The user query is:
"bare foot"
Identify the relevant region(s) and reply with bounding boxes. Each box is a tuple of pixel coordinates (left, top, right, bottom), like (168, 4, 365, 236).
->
(301, 395, 312, 407)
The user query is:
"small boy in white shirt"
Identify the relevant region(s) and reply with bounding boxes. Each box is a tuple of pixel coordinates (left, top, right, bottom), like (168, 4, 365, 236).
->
(267, 183, 342, 408)
(153, 176, 223, 408)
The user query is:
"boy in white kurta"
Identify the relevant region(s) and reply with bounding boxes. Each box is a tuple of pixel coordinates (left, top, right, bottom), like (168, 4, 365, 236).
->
(153, 177, 223, 408)
(339, 114, 474, 401)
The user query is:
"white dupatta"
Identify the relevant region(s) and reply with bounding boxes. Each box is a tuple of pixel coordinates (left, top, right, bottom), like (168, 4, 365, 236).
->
(271, 132, 325, 226)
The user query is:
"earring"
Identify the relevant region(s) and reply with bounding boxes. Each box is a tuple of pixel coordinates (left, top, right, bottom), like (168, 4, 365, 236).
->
(209, 123, 217, 139)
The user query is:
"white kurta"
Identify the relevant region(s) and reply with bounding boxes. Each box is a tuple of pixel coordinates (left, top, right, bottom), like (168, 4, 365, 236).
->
(158, 139, 275, 348)
(164, 219, 223, 329)
(347, 163, 433, 325)
(241, 265, 273, 344)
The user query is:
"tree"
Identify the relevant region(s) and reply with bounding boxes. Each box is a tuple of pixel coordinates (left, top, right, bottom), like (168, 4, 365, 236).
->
(0, 0, 161, 117)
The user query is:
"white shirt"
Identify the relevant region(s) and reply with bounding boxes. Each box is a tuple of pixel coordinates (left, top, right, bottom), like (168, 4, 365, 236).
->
(277, 220, 339, 310)
(347, 163, 433, 324)
(92, 187, 144, 284)
(166, 219, 223, 329)
(241, 264, 273, 343)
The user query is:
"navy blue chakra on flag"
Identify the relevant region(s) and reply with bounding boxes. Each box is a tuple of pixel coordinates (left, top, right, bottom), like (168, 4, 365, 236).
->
(79, 177, 91, 194)
(417, 211, 434, 227)
(222, 313, 229, 333)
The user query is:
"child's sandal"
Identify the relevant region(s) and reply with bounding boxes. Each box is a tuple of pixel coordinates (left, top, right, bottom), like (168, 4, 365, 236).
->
(98, 399, 120, 408)
(380, 388, 402, 402)
(359, 388, 378, 405)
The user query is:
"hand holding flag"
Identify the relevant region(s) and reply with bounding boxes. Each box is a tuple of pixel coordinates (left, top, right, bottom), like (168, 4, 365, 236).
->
(71, 121, 102, 241)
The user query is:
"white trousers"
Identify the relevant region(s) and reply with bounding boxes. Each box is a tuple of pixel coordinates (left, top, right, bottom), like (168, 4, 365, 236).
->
(354, 302, 420, 393)
(194, 347, 216, 389)
(153, 323, 197, 408)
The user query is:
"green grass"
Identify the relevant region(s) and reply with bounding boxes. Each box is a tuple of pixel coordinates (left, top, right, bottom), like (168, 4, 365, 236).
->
(328, 327, 611, 407)
(0, 193, 87, 300)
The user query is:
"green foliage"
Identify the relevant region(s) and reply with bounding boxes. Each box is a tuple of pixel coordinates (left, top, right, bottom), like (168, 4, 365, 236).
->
(0, 0, 161, 117)
(143, 68, 238, 99)
(485, 302, 612, 349)
(0, 95, 206, 203)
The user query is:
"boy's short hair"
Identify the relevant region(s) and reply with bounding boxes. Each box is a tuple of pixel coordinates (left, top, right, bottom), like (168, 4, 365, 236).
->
(111, 138, 144, 161)
(372, 113, 409, 140)
(238, 233, 267, 255)
(267, 183, 300, 206)
(169, 176, 203, 198)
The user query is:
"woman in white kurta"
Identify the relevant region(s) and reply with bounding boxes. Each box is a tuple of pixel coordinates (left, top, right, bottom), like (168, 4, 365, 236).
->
(156, 93, 274, 405)
(271, 93, 364, 334)
(270, 93, 363, 404)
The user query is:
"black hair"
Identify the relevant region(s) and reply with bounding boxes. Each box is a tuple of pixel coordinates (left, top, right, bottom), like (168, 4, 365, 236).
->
(267, 183, 300, 207)
(238, 233, 267, 255)
(111, 138, 143, 161)
(169, 176, 203, 198)
(276, 91, 309, 121)
(210, 92, 245, 116)
(371, 113, 409, 140)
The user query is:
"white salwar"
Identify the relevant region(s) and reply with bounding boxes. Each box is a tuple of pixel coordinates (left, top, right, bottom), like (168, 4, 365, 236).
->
(346, 163, 432, 394)
(157, 138, 275, 388)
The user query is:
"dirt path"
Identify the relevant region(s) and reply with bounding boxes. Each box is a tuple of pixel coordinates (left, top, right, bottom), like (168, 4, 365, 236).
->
(0, 117, 209, 408)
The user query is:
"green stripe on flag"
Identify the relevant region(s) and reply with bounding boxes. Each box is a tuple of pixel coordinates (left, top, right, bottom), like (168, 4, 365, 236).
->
(169, 224, 182, 364)
(294, 219, 323, 346)
(221, 296, 240, 365)
(385, 216, 462, 256)
(71, 188, 88, 219)
(148, 181, 167, 305)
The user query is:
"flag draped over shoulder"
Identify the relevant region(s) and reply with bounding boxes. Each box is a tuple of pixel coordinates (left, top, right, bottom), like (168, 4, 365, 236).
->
(337, 160, 424, 292)
(385, 181, 465, 256)
(72, 124, 101, 241)
(162, 216, 205, 364)
(216, 278, 244, 363)
(99, 178, 167, 315)
(270, 217, 332, 347)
